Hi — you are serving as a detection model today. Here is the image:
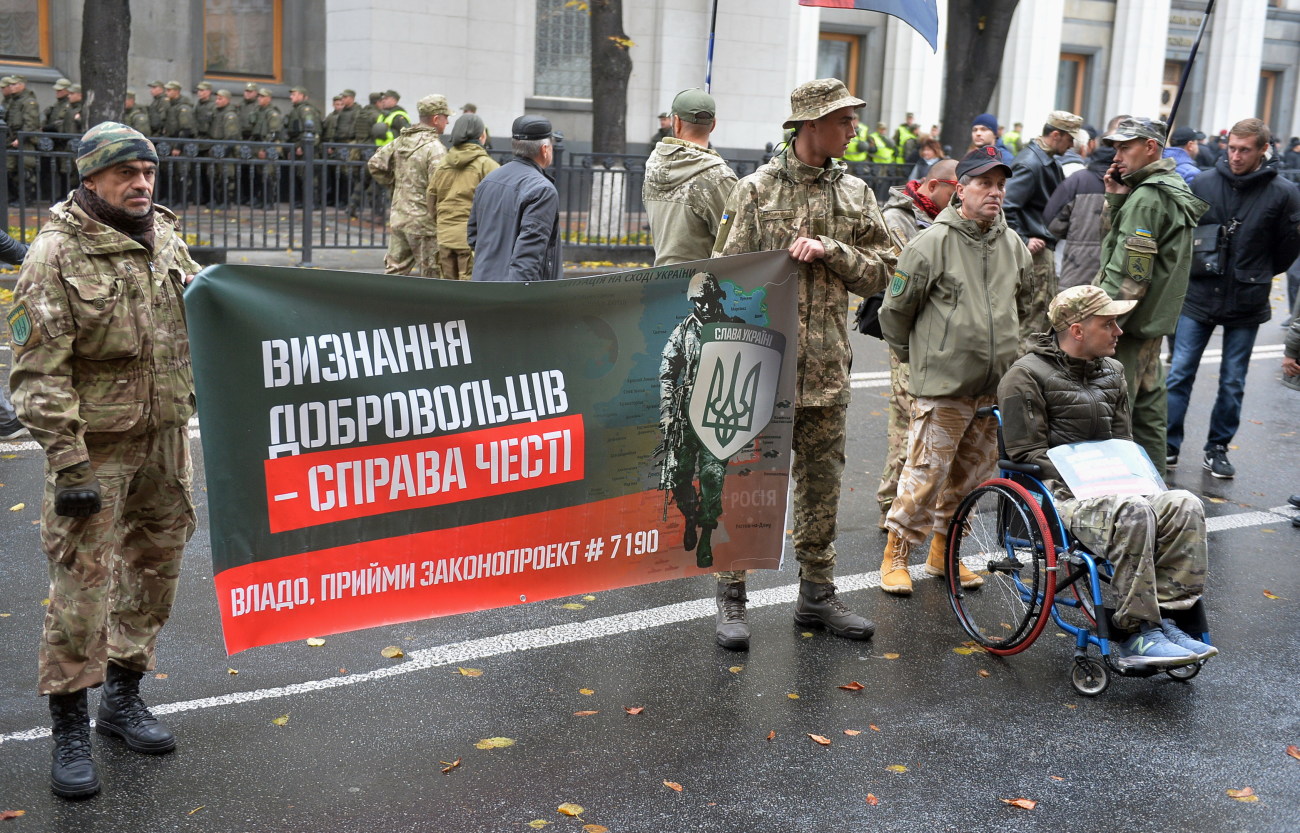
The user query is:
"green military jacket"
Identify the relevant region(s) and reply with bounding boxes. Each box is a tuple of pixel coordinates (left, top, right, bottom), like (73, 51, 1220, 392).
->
(288, 100, 322, 145)
(1094, 157, 1209, 340)
(427, 141, 500, 249)
(148, 94, 168, 134)
(6, 89, 40, 142)
(879, 203, 1034, 399)
(124, 105, 152, 136)
(162, 95, 197, 138)
(355, 104, 380, 143)
(321, 110, 339, 144)
(368, 124, 445, 233)
(43, 97, 70, 132)
(59, 102, 83, 135)
(714, 147, 895, 407)
(239, 98, 260, 139)
(643, 138, 738, 266)
(250, 104, 283, 142)
(194, 97, 216, 138)
(8, 195, 199, 471)
(209, 104, 240, 141)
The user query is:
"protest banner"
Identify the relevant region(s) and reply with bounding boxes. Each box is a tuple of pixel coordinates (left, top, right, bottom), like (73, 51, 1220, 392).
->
(186, 251, 799, 652)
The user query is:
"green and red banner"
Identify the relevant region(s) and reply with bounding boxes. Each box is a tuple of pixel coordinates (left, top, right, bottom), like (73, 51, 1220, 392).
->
(186, 251, 800, 653)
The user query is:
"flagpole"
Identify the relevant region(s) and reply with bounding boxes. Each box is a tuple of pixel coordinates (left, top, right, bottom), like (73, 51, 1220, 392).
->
(1165, 0, 1215, 141)
(705, 0, 720, 93)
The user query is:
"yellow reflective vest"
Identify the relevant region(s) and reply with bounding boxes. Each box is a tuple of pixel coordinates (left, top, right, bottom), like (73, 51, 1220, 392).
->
(375, 108, 413, 147)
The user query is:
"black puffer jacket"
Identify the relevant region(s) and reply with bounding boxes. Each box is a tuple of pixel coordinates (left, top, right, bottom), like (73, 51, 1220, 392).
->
(1186, 159, 1300, 326)
(997, 333, 1131, 498)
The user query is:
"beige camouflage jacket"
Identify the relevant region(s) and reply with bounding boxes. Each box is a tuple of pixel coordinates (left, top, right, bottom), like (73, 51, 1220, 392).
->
(7, 195, 198, 471)
(643, 138, 738, 266)
(714, 149, 895, 407)
(369, 124, 446, 234)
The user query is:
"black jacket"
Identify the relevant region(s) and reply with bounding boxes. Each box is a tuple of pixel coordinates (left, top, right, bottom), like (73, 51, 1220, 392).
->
(0, 230, 28, 266)
(467, 156, 562, 282)
(1186, 159, 1300, 326)
(1004, 140, 1064, 248)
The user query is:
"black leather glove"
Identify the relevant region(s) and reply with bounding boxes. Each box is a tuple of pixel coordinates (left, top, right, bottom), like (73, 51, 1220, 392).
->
(54, 462, 102, 518)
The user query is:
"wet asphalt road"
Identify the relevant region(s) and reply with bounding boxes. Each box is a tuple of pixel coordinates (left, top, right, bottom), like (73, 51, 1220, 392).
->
(0, 286, 1297, 833)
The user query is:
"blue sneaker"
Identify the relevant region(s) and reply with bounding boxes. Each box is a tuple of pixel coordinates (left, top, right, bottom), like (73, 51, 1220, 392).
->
(1113, 627, 1198, 669)
(1161, 619, 1218, 660)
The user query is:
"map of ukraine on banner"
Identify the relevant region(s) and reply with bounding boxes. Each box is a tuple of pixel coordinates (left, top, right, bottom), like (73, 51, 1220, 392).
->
(186, 251, 799, 653)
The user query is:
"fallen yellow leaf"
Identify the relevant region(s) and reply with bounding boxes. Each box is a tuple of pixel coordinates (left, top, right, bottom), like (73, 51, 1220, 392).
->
(583, 826, 609, 833)
(272, 714, 289, 726)
(8, 503, 23, 511)
(1049, 775, 1064, 782)
(869, 724, 881, 732)
(977, 669, 992, 678)
(844, 729, 862, 736)
(865, 794, 879, 806)
(574, 710, 599, 716)
(787, 693, 799, 699)
(380, 646, 404, 659)
(0, 810, 27, 820)
(624, 706, 645, 715)
(457, 667, 483, 677)
(1065, 704, 1078, 709)
(800, 632, 814, 638)
(227, 668, 238, 675)
(579, 688, 595, 695)
(583, 595, 597, 601)
(440, 757, 461, 774)
(808, 734, 832, 746)
(1207, 496, 1227, 504)
(838, 681, 865, 691)
(557, 803, 585, 817)
(663, 780, 683, 792)
(882, 652, 900, 660)
(561, 603, 586, 610)
(305, 637, 326, 647)
(1262, 590, 1281, 599)
(154, 672, 168, 679)
(1001, 797, 1038, 810)
(1287, 745, 1300, 761)
(188, 806, 204, 815)
(1226, 786, 1258, 802)
(886, 764, 907, 773)
(765, 730, 775, 741)
(729, 666, 744, 673)
(474, 737, 515, 749)
(527, 821, 551, 829)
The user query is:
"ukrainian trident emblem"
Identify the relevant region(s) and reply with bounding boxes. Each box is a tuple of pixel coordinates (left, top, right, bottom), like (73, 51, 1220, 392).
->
(688, 324, 785, 460)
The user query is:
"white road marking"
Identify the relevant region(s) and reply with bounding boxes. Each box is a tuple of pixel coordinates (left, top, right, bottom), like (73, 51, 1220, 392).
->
(2, 504, 1293, 745)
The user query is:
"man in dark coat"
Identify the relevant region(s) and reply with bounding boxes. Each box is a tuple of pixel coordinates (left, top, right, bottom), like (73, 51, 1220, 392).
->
(467, 115, 561, 282)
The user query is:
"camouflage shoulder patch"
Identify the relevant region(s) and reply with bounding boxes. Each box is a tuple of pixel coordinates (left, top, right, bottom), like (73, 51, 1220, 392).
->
(889, 268, 909, 296)
(6, 302, 33, 347)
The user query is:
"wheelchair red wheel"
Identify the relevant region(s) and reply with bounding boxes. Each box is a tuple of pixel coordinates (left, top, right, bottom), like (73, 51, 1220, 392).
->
(945, 479, 1057, 655)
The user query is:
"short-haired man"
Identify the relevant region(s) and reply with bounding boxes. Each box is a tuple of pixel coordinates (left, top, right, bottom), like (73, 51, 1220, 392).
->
(877, 147, 1034, 595)
(999, 286, 1215, 668)
(650, 111, 672, 147)
(1165, 118, 1300, 478)
(712, 78, 895, 647)
(642, 88, 738, 266)
(1163, 126, 1206, 184)
(875, 157, 958, 528)
(1093, 117, 1208, 478)
(1045, 115, 1128, 291)
(238, 82, 259, 140)
(146, 80, 167, 134)
(368, 94, 450, 277)
(1004, 110, 1084, 333)
(9, 122, 201, 798)
(468, 115, 561, 282)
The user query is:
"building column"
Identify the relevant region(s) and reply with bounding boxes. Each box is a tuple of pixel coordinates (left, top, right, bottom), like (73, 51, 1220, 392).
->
(993, 0, 1064, 132)
(1200, 0, 1267, 134)
(879, 0, 946, 133)
(1103, 0, 1170, 126)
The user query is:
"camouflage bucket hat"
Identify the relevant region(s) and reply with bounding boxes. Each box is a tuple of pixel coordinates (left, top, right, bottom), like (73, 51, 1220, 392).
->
(1103, 116, 1168, 147)
(76, 122, 158, 179)
(783, 78, 865, 129)
(417, 94, 451, 117)
(1048, 285, 1137, 332)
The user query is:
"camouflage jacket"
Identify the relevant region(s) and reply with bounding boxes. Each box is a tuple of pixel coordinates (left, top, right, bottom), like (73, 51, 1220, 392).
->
(239, 98, 260, 139)
(879, 185, 935, 247)
(59, 102, 83, 135)
(368, 124, 445, 233)
(8, 194, 198, 471)
(43, 98, 70, 132)
(162, 96, 197, 138)
(643, 138, 738, 266)
(335, 104, 362, 145)
(713, 148, 895, 407)
(124, 105, 152, 136)
(194, 97, 216, 138)
(148, 95, 168, 134)
(209, 104, 240, 142)
(6, 89, 40, 142)
(250, 104, 284, 142)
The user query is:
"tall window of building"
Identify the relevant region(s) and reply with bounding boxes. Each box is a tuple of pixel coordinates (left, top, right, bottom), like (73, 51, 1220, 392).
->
(1257, 70, 1279, 128)
(535, 0, 590, 99)
(204, 0, 281, 80)
(1160, 60, 1185, 122)
(817, 33, 860, 97)
(1056, 53, 1088, 116)
(0, 0, 49, 65)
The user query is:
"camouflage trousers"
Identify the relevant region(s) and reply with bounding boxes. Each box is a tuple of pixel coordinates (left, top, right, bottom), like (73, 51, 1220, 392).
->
(1114, 334, 1167, 479)
(669, 433, 726, 530)
(438, 246, 474, 281)
(1057, 489, 1207, 631)
(885, 394, 999, 551)
(39, 429, 196, 696)
(385, 229, 441, 278)
(875, 349, 913, 520)
(1022, 246, 1058, 339)
(718, 403, 846, 584)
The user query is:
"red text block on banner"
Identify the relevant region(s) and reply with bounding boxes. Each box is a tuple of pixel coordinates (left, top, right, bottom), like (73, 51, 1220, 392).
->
(263, 414, 585, 532)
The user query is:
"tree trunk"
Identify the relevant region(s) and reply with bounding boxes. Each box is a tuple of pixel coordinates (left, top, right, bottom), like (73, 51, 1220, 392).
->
(939, 1, 1020, 158)
(589, 0, 631, 156)
(80, 0, 132, 130)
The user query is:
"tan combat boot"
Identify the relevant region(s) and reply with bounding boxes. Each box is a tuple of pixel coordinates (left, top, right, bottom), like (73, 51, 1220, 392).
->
(880, 530, 912, 595)
(923, 534, 984, 589)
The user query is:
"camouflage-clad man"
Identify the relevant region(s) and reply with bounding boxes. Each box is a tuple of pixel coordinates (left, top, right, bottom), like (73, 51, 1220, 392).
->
(123, 89, 151, 135)
(206, 89, 242, 207)
(286, 86, 322, 147)
(4, 74, 41, 198)
(145, 80, 167, 134)
(658, 273, 744, 568)
(160, 81, 196, 139)
(248, 88, 284, 207)
(42, 78, 73, 133)
(60, 85, 84, 135)
(332, 89, 364, 207)
(999, 285, 1215, 669)
(321, 94, 343, 144)
(8, 122, 200, 799)
(192, 81, 216, 138)
(348, 92, 385, 218)
(238, 82, 260, 140)
(712, 78, 895, 648)
(368, 93, 449, 276)
(1093, 117, 1208, 478)
(643, 88, 738, 266)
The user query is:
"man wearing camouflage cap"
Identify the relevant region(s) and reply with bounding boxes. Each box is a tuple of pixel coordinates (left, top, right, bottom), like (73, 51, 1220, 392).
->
(238, 82, 260, 140)
(999, 285, 1215, 670)
(8, 121, 201, 798)
(123, 89, 151, 135)
(146, 80, 167, 134)
(1092, 116, 1208, 478)
(711, 78, 896, 648)
(42, 78, 73, 133)
(1004, 109, 1084, 334)
(368, 93, 450, 276)
(642, 88, 738, 266)
(5, 74, 40, 199)
(193, 81, 216, 139)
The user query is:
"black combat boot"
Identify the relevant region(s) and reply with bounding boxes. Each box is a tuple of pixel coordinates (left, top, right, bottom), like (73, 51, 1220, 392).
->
(96, 663, 176, 754)
(794, 579, 875, 640)
(49, 690, 100, 799)
(682, 513, 698, 552)
(715, 581, 750, 650)
(695, 525, 713, 568)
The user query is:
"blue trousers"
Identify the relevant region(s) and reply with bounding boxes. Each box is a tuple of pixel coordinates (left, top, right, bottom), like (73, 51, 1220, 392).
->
(1165, 315, 1258, 453)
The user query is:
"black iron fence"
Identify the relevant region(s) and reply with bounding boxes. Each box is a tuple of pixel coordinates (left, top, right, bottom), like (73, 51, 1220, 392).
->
(2, 119, 912, 265)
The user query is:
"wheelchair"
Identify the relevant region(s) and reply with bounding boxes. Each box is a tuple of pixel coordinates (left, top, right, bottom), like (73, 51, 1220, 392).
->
(942, 407, 1213, 696)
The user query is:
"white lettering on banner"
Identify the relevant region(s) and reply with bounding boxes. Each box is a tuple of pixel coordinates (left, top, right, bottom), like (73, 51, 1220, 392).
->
(262, 320, 472, 388)
(230, 577, 312, 616)
(266, 371, 569, 458)
(474, 430, 573, 484)
(306, 448, 467, 511)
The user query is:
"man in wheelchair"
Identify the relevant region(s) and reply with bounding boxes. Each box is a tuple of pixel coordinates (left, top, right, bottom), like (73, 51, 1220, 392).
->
(997, 285, 1216, 669)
